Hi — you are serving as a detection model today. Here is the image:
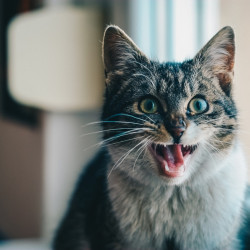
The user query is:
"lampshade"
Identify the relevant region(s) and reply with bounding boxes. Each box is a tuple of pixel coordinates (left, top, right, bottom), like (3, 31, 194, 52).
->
(8, 6, 104, 112)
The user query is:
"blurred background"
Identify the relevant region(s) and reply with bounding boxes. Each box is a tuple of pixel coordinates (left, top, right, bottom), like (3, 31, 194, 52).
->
(0, 0, 249, 249)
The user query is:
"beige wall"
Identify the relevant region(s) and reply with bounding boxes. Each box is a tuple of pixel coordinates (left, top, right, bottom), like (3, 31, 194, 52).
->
(220, 0, 250, 180)
(0, 118, 43, 238)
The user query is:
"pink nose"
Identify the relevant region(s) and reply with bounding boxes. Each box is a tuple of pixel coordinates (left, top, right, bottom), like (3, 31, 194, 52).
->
(169, 126, 186, 138)
(166, 116, 186, 143)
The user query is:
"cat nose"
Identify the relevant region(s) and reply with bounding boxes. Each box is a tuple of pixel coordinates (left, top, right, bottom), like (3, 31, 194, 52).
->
(166, 116, 186, 143)
(169, 127, 186, 142)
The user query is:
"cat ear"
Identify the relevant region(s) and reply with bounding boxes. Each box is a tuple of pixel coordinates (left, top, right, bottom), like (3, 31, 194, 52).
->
(102, 25, 148, 74)
(194, 26, 235, 96)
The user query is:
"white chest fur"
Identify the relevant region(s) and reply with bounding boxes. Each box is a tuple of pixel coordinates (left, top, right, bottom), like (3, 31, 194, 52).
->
(108, 144, 247, 250)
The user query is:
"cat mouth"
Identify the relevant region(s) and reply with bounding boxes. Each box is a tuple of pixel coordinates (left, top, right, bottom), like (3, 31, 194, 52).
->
(149, 144, 197, 178)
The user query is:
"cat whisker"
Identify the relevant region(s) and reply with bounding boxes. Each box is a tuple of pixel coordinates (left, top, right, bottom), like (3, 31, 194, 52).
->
(82, 129, 150, 152)
(82, 120, 146, 128)
(142, 114, 155, 123)
(142, 141, 151, 160)
(100, 129, 153, 150)
(202, 142, 225, 160)
(80, 127, 153, 137)
(200, 143, 219, 166)
(84, 136, 145, 153)
(203, 141, 228, 156)
(105, 113, 155, 124)
(211, 134, 233, 146)
(133, 137, 152, 172)
(211, 139, 233, 146)
(104, 128, 153, 141)
(108, 138, 149, 177)
(106, 136, 145, 148)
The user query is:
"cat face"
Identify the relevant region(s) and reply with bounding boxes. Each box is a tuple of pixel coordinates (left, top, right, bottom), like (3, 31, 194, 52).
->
(101, 26, 237, 186)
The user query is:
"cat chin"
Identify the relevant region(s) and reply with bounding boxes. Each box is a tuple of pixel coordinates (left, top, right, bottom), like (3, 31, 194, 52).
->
(155, 162, 193, 186)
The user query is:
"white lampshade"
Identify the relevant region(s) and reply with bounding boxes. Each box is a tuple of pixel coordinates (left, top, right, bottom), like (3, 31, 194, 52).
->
(8, 6, 104, 111)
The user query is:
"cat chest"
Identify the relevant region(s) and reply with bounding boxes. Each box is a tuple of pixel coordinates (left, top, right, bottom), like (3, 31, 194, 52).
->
(110, 186, 240, 249)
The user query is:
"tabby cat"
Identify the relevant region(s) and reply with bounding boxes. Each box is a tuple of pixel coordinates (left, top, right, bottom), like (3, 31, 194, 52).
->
(53, 25, 249, 250)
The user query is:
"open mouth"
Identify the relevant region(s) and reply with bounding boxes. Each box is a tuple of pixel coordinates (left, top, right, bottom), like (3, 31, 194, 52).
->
(150, 144, 198, 178)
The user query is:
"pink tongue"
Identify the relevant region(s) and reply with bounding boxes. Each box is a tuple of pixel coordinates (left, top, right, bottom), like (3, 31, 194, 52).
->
(162, 144, 184, 169)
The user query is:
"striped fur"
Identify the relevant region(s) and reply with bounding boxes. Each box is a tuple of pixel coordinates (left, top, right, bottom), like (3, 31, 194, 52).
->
(53, 26, 248, 250)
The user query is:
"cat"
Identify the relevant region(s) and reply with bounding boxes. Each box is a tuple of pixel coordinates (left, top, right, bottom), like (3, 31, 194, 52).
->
(53, 25, 249, 250)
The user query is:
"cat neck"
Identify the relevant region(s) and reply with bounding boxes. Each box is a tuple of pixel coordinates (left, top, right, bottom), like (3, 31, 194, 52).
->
(106, 141, 247, 249)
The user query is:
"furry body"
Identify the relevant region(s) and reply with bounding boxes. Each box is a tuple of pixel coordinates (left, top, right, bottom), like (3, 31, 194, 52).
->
(53, 26, 248, 250)
(108, 143, 246, 250)
(54, 146, 247, 250)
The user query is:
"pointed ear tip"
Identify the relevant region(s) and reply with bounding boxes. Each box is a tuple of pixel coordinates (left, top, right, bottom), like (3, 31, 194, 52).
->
(222, 26, 234, 31)
(221, 26, 235, 39)
(104, 25, 123, 38)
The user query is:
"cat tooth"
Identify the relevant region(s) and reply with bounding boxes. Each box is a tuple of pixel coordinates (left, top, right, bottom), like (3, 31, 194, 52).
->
(165, 163, 170, 171)
(179, 165, 185, 172)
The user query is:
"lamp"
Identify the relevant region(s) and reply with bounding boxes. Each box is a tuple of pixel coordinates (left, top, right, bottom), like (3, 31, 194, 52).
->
(8, 6, 103, 112)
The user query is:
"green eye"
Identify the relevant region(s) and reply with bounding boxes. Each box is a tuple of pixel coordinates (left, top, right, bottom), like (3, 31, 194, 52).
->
(139, 98, 158, 114)
(188, 97, 208, 114)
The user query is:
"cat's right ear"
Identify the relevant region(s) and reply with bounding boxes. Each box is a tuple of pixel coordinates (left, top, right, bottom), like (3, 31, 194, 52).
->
(102, 25, 148, 75)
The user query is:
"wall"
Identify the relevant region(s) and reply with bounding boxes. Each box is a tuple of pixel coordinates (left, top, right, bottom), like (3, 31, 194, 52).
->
(42, 112, 100, 242)
(0, 118, 43, 238)
(220, 0, 250, 180)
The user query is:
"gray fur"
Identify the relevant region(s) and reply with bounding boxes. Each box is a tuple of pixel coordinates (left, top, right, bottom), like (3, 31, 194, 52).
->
(53, 26, 248, 250)
(108, 142, 246, 249)
(104, 26, 247, 249)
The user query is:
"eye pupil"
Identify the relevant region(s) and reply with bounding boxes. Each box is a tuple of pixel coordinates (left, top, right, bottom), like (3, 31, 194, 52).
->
(195, 100, 202, 110)
(145, 100, 154, 111)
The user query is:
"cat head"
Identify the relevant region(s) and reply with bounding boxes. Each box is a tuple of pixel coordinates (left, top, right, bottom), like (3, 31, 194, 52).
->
(101, 25, 237, 186)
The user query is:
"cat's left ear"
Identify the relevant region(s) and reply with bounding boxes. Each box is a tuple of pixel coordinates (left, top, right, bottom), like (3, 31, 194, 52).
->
(102, 25, 148, 75)
(194, 26, 235, 96)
